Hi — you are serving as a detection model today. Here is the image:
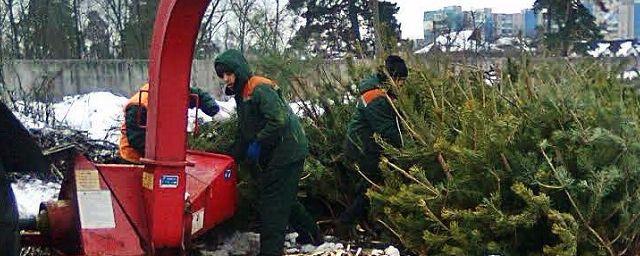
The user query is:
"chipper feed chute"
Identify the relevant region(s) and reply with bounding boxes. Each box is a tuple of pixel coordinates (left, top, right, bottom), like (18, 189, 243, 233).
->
(20, 0, 237, 253)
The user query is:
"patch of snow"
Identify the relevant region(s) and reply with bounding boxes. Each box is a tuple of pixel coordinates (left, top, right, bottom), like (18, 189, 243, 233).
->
(290, 101, 325, 117)
(588, 41, 640, 57)
(313, 242, 344, 253)
(205, 232, 260, 255)
(13, 111, 47, 130)
(384, 246, 401, 256)
(285, 232, 298, 245)
(11, 176, 61, 218)
(300, 244, 317, 253)
(415, 30, 480, 53)
(494, 37, 517, 46)
(622, 70, 640, 80)
(371, 249, 385, 255)
(588, 43, 612, 57)
(51, 92, 128, 144)
(491, 37, 532, 52)
(285, 248, 299, 254)
(415, 33, 534, 54)
(616, 41, 637, 57)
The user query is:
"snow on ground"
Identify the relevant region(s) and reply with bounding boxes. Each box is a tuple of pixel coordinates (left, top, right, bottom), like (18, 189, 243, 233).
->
(13, 111, 47, 130)
(199, 231, 404, 256)
(11, 176, 61, 218)
(13, 92, 128, 143)
(51, 92, 128, 143)
(587, 43, 613, 57)
(622, 70, 640, 80)
(616, 42, 637, 57)
(493, 37, 518, 47)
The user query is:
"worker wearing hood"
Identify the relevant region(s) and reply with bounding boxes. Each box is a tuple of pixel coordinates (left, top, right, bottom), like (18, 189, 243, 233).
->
(119, 83, 220, 163)
(214, 49, 321, 255)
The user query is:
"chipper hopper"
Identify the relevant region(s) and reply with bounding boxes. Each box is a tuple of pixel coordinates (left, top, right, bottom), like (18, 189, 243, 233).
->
(19, 0, 238, 253)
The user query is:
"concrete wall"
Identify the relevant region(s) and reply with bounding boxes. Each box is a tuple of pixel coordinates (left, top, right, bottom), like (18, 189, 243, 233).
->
(1, 59, 223, 100)
(3, 57, 631, 102)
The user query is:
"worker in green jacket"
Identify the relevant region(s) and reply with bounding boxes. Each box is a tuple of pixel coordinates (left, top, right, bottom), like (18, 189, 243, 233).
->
(0, 101, 48, 256)
(340, 55, 408, 226)
(119, 83, 220, 163)
(214, 49, 321, 255)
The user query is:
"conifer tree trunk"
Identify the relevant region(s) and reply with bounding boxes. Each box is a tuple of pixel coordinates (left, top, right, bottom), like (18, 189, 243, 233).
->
(370, 0, 383, 57)
(4, 0, 21, 58)
(72, 0, 84, 58)
(347, 0, 362, 57)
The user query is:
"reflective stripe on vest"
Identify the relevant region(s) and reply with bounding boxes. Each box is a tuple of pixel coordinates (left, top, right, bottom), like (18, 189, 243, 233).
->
(360, 89, 386, 107)
(242, 76, 277, 101)
(119, 83, 149, 163)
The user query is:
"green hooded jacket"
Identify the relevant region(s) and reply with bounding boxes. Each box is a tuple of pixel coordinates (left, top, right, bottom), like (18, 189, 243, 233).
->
(214, 49, 308, 166)
(124, 86, 219, 155)
(345, 74, 403, 159)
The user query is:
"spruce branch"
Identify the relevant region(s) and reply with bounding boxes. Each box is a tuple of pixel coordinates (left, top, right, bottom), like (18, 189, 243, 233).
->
(381, 158, 438, 195)
(540, 146, 615, 256)
(384, 94, 428, 146)
(437, 153, 452, 181)
(354, 164, 382, 191)
(376, 219, 406, 245)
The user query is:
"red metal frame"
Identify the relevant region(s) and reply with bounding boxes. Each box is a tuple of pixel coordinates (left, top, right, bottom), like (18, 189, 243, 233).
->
(136, 89, 149, 129)
(143, 0, 213, 252)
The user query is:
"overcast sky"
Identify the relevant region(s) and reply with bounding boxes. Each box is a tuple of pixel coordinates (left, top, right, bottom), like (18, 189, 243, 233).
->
(387, 0, 536, 39)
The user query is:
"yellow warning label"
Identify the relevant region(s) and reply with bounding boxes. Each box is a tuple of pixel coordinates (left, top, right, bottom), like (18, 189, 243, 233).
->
(142, 172, 154, 190)
(75, 169, 100, 191)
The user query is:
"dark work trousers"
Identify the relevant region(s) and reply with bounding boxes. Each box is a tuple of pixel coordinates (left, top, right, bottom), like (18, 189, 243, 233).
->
(257, 159, 319, 256)
(338, 153, 383, 225)
(0, 179, 20, 256)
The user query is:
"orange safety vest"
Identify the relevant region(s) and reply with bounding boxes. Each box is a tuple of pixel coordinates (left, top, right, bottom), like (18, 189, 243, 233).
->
(360, 88, 386, 106)
(119, 83, 149, 163)
(242, 76, 277, 101)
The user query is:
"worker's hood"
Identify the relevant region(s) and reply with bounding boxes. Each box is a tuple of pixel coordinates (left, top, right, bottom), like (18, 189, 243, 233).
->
(214, 49, 252, 95)
(358, 74, 382, 94)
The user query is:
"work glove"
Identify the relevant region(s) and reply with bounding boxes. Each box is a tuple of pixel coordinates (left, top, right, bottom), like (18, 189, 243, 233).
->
(246, 141, 261, 163)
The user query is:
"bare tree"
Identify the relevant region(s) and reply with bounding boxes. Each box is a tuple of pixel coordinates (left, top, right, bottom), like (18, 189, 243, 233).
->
(195, 0, 228, 57)
(242, 0, 300, 53)
(2, 0, 22, 58)
(369, 0, 382, 57)
(0, 4, 6, 95)
(98, 0, 130, 57)
(229, 0, 257, 53)
(273, 0, 279, 49)
(72, 0, 85, 58)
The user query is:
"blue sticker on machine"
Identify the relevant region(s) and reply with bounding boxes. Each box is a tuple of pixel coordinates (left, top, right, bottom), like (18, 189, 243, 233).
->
(224, 169, 232, 180)
(160, 175, 179, 188)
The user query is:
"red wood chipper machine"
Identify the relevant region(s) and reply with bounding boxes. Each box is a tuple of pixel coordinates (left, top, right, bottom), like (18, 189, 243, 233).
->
(20, 0, 238, 254)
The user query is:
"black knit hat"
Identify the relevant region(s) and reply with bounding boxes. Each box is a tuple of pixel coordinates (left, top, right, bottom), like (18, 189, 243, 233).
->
(385, 55, 408, 79)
